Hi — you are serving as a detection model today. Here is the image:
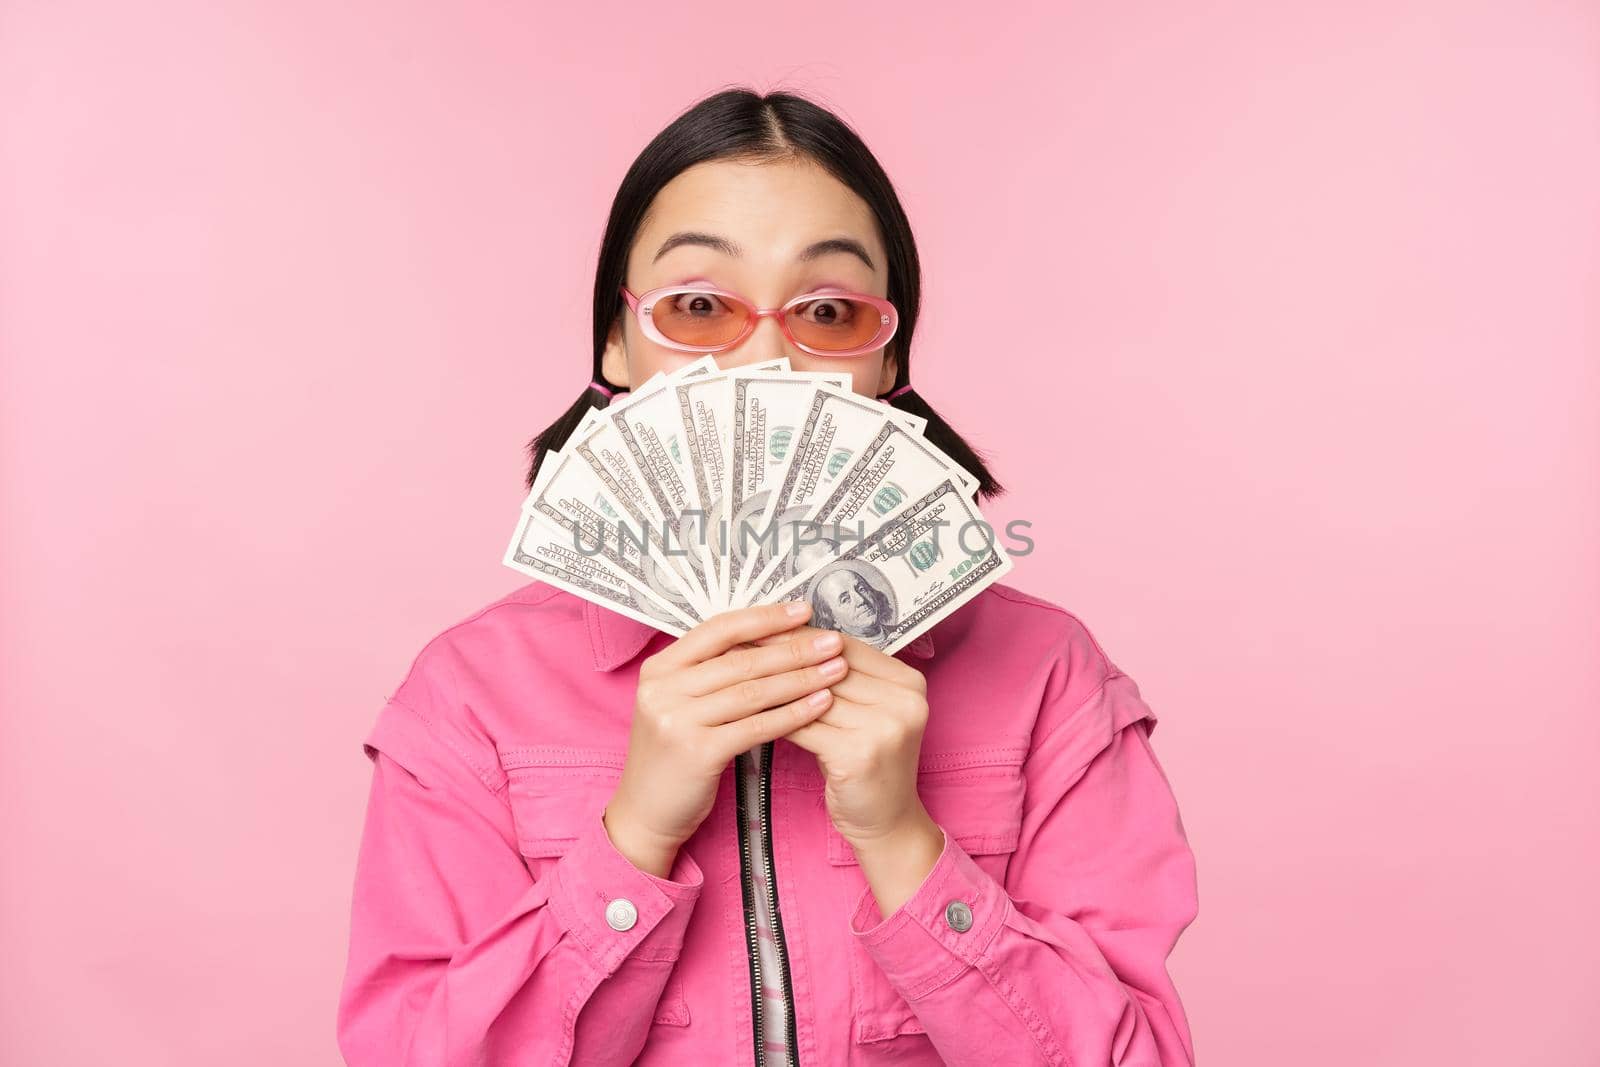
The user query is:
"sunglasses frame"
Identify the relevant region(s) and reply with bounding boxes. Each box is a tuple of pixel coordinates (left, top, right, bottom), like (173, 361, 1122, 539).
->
(620, 283, 899, 358)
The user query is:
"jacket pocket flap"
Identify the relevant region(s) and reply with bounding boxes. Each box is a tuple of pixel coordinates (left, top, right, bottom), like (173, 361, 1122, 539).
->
(826, 746, 1027, 866)
(498, 747, 625, 859)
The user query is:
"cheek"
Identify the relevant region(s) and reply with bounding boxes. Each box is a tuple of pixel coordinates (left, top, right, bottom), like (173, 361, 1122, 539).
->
(787, 352, 886, 398)
(624, 324, 705, 383)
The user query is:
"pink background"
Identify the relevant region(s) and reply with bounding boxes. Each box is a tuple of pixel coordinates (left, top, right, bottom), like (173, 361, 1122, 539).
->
(3, 2, 1596, 1063)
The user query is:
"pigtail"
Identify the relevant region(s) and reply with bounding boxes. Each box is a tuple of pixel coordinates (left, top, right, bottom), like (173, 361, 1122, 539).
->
(523, 382, 622, 491)
(882, 384, 1004, 501)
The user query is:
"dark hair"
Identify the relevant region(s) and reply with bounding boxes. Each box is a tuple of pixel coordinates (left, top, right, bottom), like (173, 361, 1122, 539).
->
(524, 86, 1002, 499)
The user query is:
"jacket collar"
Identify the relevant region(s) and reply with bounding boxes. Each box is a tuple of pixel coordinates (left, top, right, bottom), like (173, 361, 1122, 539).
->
(583, 597, 936, 671)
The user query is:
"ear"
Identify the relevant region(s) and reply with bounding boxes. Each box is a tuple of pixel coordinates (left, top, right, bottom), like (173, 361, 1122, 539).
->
(600, 314, 629, 390)
(876, 346, 900, 397)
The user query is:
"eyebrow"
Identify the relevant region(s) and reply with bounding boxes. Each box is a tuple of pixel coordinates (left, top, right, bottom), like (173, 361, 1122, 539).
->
(652, 231, 877, 272)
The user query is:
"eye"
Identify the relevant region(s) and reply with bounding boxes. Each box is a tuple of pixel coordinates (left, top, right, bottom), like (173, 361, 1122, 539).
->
(667, 291, 734, 318)
(791, 295, 860, 328)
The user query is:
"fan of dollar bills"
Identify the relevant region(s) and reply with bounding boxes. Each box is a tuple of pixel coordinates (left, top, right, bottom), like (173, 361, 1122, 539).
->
(503, 355, 1013, 654)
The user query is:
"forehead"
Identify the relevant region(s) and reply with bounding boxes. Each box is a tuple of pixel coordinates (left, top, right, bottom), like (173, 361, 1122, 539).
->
(631, 158, 884, 274)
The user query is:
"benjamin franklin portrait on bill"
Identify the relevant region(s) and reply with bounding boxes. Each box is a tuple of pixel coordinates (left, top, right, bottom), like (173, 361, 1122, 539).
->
(805, 560, 898, 648)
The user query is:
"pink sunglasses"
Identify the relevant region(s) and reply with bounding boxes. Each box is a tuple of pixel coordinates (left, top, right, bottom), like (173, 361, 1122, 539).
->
(620, 283, 898, 358)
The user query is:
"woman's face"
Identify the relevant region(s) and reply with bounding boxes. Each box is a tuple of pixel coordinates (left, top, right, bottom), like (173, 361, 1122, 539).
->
(601, 157, 898, 400)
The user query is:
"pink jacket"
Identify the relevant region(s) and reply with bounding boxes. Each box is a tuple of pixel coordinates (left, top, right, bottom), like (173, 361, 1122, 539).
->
(336, 581, 1199, 1066)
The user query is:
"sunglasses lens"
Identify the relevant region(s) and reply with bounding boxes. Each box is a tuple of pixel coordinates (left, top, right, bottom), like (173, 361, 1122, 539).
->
(786, 295, 887, 352)
(647, 291, 750, 348)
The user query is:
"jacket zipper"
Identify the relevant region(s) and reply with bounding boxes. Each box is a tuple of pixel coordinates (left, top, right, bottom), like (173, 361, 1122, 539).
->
(735, 740, 798, 1066)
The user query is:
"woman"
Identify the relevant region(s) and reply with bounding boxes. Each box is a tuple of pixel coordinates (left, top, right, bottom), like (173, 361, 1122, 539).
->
(337, 87, 1199, 1066)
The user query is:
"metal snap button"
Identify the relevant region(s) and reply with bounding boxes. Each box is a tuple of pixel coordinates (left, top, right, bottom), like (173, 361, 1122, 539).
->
(606, 897, 638, 931)
(944, 899, 973, 932)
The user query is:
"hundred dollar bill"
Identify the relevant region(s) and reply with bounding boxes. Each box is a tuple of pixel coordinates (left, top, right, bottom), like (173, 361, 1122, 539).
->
(678, 371, 844, 614)
(731, 385, 946, 604)
(719, 372, 855, 605)
(766, 477, 1012, 655)
(510, 442, 699, 627)
(739, 415, 977, 603)
(503, 506, 692, 635)
(565, 359, 793, 614)
(522, 445, 706, 624)
(644, 357, 794, 608)
(672, 367, 798, 608)
(565, 376, 717, 615)
(599, 357, 722, 606)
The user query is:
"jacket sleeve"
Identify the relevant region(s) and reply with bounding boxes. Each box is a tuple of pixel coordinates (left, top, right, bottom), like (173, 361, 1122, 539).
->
(847, 664, 1199, 1066)
(336, 698, 705, 1067)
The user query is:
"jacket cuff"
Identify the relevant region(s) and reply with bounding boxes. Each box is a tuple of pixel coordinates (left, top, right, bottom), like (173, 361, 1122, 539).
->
(847, 824, 1008, 1000)
(548, 810, 705, 975)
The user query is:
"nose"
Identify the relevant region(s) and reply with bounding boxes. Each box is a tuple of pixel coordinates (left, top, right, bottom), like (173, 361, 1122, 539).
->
(716, 310, 792, 369)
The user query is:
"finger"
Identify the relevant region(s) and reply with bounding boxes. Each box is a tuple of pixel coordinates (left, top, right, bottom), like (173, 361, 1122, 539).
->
(682, 628, 845, 698)
(753, 626, 921, 688)
(654, 601, 813, 669)
(791, 691, 870, 730)
(818, 668, 900, 707)
(699, 655, 849, 726)
(746, 624, 827, 649)
(774, 709, 844, 755)
(831, 633, 926, 688)
(713, 686, 836, 761)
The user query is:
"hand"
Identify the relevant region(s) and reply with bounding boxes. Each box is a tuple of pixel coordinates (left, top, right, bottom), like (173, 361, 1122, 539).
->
(754, 625, 933, 849)
(605, 602, 846, 877)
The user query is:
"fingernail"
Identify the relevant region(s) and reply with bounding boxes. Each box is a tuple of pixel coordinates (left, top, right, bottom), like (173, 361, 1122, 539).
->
(819, 656, 846, 677)
(813, 632, 841, 653)
(808, 689, 831, 708)
(785, 601, 809, 618)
